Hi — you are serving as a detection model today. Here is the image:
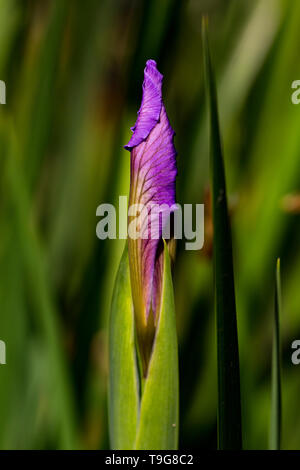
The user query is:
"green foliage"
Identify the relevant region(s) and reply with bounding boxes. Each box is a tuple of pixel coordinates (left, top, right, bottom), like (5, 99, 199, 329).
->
(202, 18, 242, 450)
(135, 243, 179, 450)
(108, 246, 139, 450)
(109, 243, 178, 450)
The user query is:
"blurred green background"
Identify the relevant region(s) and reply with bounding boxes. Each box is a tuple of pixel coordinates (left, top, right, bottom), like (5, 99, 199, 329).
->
(0, 0, 299, 450)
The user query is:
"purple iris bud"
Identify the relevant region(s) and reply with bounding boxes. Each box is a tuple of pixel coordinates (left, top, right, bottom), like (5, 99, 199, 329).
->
(124, 60, 177, 372)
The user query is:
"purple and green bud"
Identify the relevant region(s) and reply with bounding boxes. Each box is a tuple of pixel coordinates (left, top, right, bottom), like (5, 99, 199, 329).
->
(124, 60, 177, 374)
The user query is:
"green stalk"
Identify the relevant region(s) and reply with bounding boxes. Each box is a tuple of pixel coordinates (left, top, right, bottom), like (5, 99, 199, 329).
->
(109, 243, 178, 450)
(202, 17, 242, 450)
(270, 258, 282, 450)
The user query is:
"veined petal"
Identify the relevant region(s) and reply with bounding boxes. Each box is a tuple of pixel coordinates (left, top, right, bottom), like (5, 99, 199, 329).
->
(125, 60, 177, 372)
(124, 59, 163, 150)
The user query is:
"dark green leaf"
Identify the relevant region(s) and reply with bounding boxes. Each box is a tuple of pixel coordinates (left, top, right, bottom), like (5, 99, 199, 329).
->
(202, 17, 242, 450)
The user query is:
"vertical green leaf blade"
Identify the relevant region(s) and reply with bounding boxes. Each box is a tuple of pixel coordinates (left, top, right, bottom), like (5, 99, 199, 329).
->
(202, 18, 242, 450)
(108, 246, 139, 450)
(135, 243, 179, 450)
(270, 258, 282, 450)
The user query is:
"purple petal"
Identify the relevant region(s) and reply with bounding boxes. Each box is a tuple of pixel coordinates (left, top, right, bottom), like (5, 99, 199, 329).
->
(125, 60, 177, 329)
(124, 59, 163, 151)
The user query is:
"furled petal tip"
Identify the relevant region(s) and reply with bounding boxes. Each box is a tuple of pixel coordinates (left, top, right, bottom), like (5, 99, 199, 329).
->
(125, 60, 177, 371)
(124, 59, 164, 150)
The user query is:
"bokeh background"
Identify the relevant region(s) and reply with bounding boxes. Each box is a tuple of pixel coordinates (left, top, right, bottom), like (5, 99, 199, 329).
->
(0, 0, 299, 450)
